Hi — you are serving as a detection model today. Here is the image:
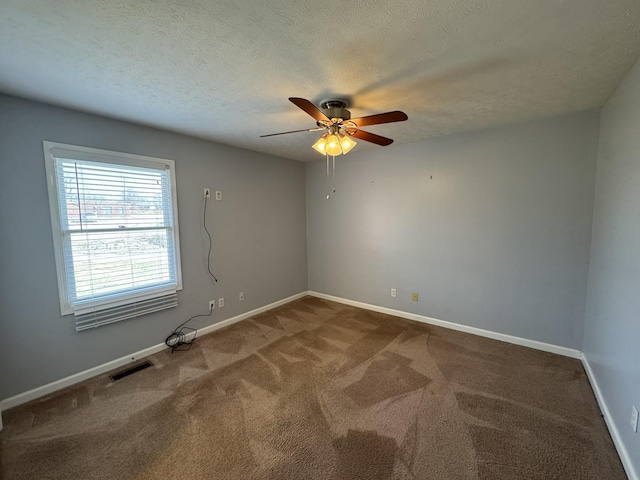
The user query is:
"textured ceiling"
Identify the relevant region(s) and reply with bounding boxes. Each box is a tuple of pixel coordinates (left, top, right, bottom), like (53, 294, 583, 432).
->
(1, 0, 640, 162)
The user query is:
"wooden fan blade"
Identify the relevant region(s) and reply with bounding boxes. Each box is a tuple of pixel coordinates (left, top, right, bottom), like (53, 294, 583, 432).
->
(350, 111, 408, 127)
(260, 127, 324, 138)
(349, 129, 394, 146)
(289, 97, 330, 123)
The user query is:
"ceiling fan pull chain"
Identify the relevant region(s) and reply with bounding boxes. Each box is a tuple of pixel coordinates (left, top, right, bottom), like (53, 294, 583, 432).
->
(332, 155, 336, 195)
(326, 152, 331, 199)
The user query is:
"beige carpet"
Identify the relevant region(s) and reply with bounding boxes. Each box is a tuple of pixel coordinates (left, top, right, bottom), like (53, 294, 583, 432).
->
(0, 297, 626, 479)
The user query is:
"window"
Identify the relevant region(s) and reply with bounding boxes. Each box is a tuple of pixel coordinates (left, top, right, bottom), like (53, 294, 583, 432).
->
(43, 141, 182, 331)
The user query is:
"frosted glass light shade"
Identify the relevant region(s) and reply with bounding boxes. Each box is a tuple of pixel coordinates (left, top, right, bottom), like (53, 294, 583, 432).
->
(325, 134, 342, 156)
(312, 134, 328, 154)
(339, 135, 357, 154)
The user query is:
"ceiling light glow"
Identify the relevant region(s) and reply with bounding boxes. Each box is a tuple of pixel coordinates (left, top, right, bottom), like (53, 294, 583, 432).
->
(311, 132, 357, 156)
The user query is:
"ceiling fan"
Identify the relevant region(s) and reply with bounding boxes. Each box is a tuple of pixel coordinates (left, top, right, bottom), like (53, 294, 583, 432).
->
(260, 97, 408, 156)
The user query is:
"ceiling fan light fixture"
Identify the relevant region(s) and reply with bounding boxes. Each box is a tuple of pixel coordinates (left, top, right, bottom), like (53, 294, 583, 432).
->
(339, 135, 357, 154)
(312, 132, 357, 156)
(325, 133, 342, 156)
(312, 134, 328, 154)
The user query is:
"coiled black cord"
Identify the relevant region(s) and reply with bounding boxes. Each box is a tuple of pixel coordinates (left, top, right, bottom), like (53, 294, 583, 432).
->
(165, 309, 214, 353)
(165, 326, 197, 353)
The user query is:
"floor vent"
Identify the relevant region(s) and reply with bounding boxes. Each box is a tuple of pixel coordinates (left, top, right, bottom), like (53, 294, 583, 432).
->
(110, 361, 154, 381)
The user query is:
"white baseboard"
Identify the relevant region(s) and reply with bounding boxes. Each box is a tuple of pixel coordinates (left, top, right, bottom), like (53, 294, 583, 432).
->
(0, 291, 307, 423)
(0, 342, 168, 414)
(309, 291, 582, 359)
(194, 291, 307, 338)
(5, 287, 634, 480)
(310, 291, 639, 478)
(581, 354, 638, 480)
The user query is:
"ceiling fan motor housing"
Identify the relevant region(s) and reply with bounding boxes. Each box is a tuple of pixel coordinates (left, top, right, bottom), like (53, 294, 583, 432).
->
(320, 99, 351, 121)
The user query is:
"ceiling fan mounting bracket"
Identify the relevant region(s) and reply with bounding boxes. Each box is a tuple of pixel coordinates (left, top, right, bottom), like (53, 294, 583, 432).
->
(319, 99, 350, 109)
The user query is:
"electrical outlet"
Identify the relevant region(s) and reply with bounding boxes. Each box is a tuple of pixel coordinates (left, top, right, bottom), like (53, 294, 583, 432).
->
(215, 190, 222, 201)
(391, 288, 396, 298)
(204, 188, 210, 198)
(218, 297, 224, 308)
(239, 291, 245, 302)
(412, 292, 419, 302)
(209, 300, 215, 311)
(631, 405, 638, 433)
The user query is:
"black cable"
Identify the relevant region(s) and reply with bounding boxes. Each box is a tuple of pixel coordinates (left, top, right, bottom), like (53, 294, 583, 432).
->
(164, 327, 196, 353)
(165, 194, 219, 353)
(165, 308, 214, 353)
(203, 197, 218, 282)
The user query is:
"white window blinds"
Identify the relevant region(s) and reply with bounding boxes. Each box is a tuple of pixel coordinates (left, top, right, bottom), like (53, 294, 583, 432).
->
(44, 142, 182, 331)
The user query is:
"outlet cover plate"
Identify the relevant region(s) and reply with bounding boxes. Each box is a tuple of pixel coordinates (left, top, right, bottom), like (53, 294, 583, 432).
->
(631, 405, 638, 432)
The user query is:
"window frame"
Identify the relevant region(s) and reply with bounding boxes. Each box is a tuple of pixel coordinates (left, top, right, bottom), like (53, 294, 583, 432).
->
(43, 141, 183, 316)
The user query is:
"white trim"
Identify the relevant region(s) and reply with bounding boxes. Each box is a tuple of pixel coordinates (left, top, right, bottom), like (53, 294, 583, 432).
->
(308, 291, 582, 359)
(308, 292, 640, 477)
(0, 342, 167, 413)
(174, 291, 308, 343)
(7, 285, 635, 480)
(581, 354, 638, 480)
(0, 291, 307, 419)
(43, 141, 72, 314)
(2, 288, 633, 478)
(42, 140, 183, 316)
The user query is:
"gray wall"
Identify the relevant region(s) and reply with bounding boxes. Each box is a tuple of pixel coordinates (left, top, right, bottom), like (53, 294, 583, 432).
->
(307, 111, 600, 349)
(1, 86, 636, 470)
(584, 57, 640, 475)
(0, 94, 307, 400)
